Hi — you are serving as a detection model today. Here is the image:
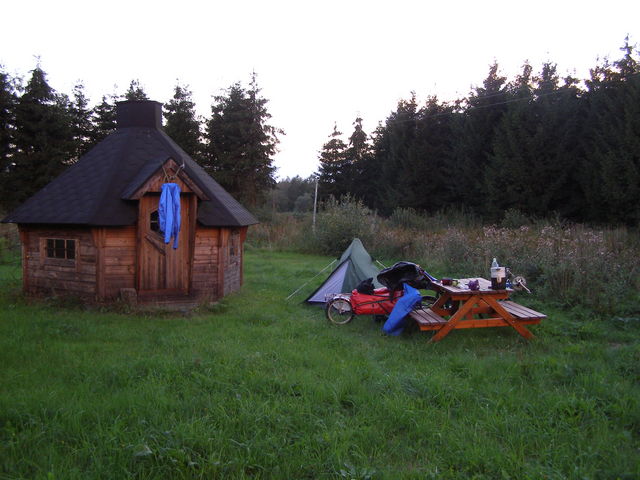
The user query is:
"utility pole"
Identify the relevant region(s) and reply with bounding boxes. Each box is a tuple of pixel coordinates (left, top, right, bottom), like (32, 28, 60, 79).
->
(312, 175, 319, 234)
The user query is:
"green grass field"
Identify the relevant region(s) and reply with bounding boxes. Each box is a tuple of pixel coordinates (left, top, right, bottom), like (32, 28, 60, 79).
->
(0, 250, 638, 479)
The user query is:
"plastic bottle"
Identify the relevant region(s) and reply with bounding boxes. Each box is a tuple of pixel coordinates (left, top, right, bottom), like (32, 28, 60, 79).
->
(490, 258, 501, 289)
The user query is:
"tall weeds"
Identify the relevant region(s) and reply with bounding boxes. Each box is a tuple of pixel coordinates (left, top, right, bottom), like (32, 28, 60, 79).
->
(248, 199, 639, 316)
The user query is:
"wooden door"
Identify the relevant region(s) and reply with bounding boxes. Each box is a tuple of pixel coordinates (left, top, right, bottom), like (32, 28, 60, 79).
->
(138, 194, 191, 294)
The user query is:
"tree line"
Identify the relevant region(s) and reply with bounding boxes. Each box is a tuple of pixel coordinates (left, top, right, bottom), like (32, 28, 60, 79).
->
(2, 38, 639, 226)
(0, 67, 280, 211)
(316, 38, 640, 226)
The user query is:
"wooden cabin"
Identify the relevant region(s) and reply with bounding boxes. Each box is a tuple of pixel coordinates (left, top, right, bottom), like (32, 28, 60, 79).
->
(2, 100, 258, 307)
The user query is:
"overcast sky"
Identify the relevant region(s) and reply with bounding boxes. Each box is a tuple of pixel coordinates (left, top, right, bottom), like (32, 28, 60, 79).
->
(2, 0, 638, 179)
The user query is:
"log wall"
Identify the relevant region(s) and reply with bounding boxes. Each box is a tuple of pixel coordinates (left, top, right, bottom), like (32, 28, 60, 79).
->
(18, 223, 248, 304)
(20, 225, 98, 298)
(222, 227, 247, 296)
(192, 227, 220, 300)
(94, 226, 137, 300)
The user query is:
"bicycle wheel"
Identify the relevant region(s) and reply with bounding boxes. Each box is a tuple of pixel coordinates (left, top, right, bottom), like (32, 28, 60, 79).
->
(326, 298, 354, 325)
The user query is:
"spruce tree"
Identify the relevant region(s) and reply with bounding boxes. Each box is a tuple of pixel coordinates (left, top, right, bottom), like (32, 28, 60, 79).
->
(582, 38, 640, 224)
(124, 80, 149, 101)
(347, 116, 369, 163)
(533, 67, 586, 220)
(69, 82, 93, 159)
(452, 62, 509, 212)
(0, 66, 18, 205)
(204, 73, 280, 207)
(484, 63, 534, 217)
(356, 123, 386, 210)
(245, 72, 280, 204)
(316, 123, 348, 202)
(9, 65, 73, 208)
(163, 82, 203, 162)
(345, 116, 371, 197)
(374, 94, 420, 213)
(204, 82, 245, 184)
(89, 92, 118, 145)
(403, 96, 455, 212)
(485, 62, 585, 219)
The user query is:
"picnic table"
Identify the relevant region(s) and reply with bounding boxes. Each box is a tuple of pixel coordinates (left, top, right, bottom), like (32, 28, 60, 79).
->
(409, 277, 546, 342)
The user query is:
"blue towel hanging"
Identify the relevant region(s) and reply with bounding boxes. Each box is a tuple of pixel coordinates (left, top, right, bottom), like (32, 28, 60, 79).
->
(159, 183, 181, 249)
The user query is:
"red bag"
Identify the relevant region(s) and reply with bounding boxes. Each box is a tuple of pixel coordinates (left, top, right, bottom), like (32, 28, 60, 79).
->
(351, 288, 402, 315)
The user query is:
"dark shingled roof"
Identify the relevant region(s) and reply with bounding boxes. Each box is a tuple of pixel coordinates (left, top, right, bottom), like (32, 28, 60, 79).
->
(2, 101, 258, 227)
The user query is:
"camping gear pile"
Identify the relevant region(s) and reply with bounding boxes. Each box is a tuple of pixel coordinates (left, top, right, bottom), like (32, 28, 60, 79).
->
(300, 238, 537, 339)
(319, 247, 437, 335)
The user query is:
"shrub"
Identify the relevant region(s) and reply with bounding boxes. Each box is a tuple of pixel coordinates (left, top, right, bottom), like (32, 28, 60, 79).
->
(389, 207, 429, 231)
(311, 196, 376, 256)
(501, 208, 532, 228)
(246, 213, 309, 251)
(293, 193, 313, 213)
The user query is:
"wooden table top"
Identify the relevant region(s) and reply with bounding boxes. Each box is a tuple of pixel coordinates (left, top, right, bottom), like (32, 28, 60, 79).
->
(430, 277, 513, 295)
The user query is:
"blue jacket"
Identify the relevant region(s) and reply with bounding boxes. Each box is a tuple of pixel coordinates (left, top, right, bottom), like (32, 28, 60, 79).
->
(383, 283, 422, 336)
(159, 183, 181, 249)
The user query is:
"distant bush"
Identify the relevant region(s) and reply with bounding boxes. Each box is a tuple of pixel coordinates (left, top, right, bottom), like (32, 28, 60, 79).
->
(501, 208, 532, 228)
(245, 213, 309, 252)
(293, 193, 313, 213)
(389, 207, 429, 231)
(310, 196, 376, 256)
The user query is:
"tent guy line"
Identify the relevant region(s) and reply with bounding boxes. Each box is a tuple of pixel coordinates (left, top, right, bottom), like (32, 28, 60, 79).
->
(285, 259, 336, 301)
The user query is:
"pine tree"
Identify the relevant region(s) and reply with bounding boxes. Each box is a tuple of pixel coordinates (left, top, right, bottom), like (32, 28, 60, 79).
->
(163, 82, 203, 162)
(204, 73, 280, 207)
(9, 65, 73, 209)
(316, 123, 348, 201)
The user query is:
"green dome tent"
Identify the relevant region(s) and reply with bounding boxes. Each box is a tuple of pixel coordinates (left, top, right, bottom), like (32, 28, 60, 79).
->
(306, 238, 382, 304)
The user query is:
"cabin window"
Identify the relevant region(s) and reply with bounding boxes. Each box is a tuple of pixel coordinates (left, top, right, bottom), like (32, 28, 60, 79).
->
(45, 238, 76, 260)
(150, 210, 161, 234)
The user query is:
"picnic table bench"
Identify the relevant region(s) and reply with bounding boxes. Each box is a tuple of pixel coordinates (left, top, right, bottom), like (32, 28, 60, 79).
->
(409, 277, 547, 342)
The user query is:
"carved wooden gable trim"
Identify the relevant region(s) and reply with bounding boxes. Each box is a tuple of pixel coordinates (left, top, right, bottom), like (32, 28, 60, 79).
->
(128, 158, 209, 200)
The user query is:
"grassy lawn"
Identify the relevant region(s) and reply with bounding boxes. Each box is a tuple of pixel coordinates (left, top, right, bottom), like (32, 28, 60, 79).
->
(0, 249, 638, 479)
